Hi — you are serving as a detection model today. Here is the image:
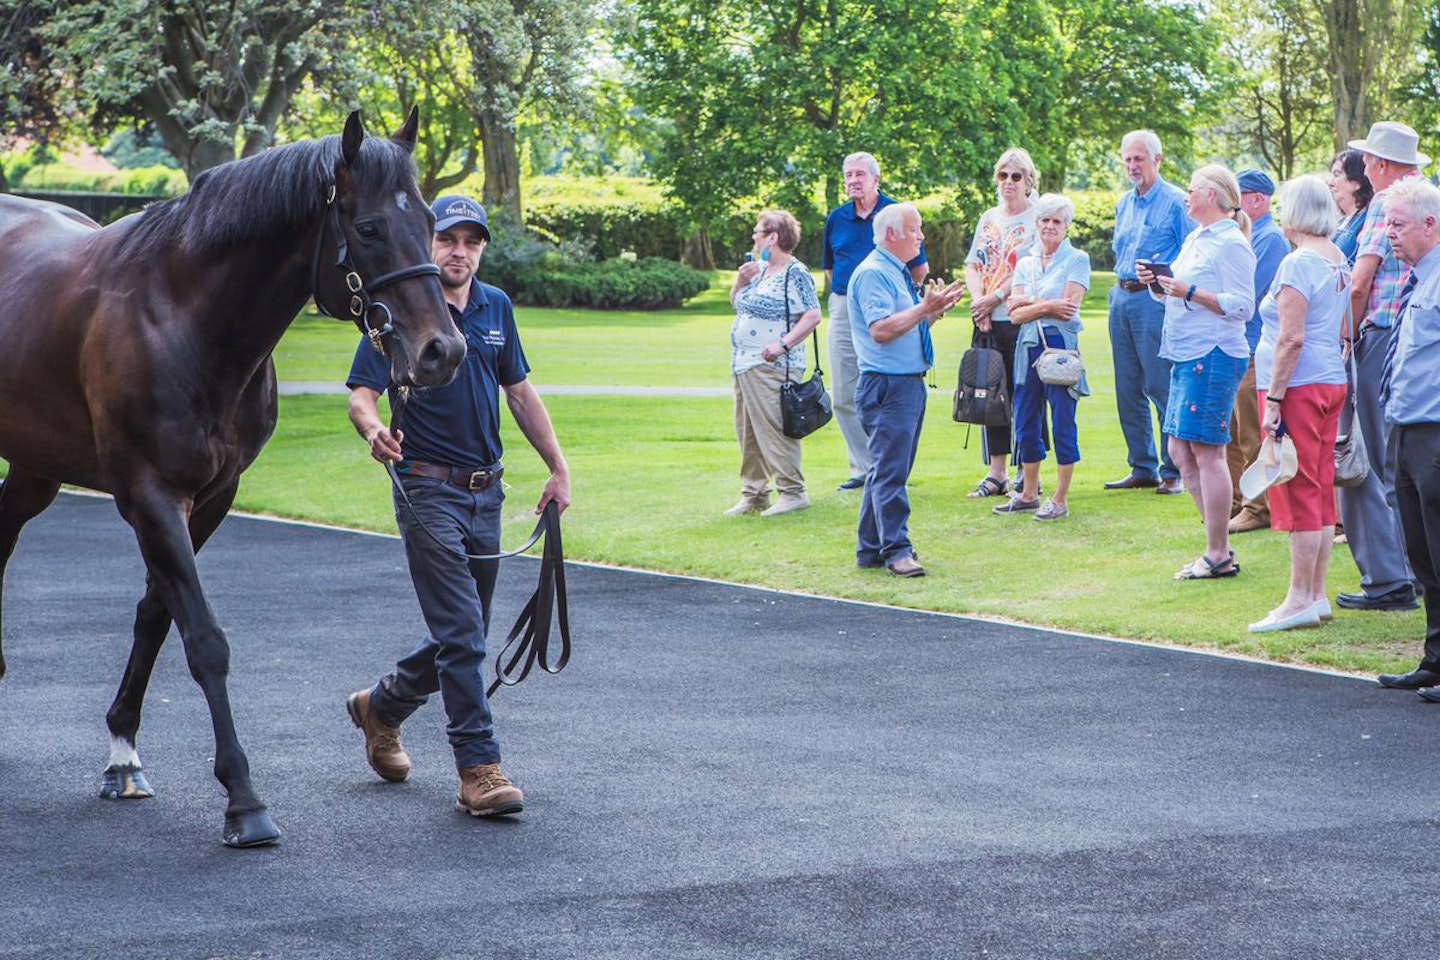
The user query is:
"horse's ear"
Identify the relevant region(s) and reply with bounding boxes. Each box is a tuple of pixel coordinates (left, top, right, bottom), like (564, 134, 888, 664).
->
(341, 111, 366, 168)
(392, 107, 419, 155)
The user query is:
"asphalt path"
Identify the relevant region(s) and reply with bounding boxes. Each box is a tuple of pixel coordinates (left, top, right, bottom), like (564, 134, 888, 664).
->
(1, 492, 1435, 959)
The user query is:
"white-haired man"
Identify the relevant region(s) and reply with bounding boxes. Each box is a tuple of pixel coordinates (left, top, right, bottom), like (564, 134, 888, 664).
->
(1337, 121, 1428, 614)
(1371, 179, 1440, 696)
(1105, 130, 1194, 496)
(847, 203, 963, 577)
(823, 152, 929, 492)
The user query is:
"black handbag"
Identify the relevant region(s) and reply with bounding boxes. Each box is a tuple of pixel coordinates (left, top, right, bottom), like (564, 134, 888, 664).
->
(778, 266, 833, 439)
(953, 331, 1011, 426)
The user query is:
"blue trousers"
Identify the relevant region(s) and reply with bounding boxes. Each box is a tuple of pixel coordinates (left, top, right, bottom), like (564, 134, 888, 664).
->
(1014, 334, 1080, 464)
(1108, 286, 1178, 480)
(855, 372, 927, 564)
(371, 473, 504, 769)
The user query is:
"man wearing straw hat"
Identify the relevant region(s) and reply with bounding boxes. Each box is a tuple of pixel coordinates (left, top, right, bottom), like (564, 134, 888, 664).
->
(1335, 122, 1428, 614)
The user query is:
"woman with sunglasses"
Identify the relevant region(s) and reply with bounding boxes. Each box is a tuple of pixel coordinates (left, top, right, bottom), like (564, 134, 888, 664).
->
(964, 147, 1040, 501)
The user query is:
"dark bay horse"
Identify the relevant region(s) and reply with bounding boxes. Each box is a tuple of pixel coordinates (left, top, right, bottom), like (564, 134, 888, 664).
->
(0, 110, 466, 847)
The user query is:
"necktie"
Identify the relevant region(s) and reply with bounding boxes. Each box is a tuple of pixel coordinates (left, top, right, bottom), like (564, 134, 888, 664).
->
(1379, 268, 1417, 410)
(905, 273, 935, 367)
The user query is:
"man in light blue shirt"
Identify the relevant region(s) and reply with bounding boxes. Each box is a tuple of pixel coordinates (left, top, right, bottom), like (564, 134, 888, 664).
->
(1373, 179, 1440, 697)
(1106, 130, 1195, 495)
(1227, 169, 1291, 533)
(847, 203, 963, 578)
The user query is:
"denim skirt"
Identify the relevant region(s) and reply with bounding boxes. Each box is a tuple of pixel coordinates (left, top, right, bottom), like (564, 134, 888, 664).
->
(1162, 346, 1249, 445)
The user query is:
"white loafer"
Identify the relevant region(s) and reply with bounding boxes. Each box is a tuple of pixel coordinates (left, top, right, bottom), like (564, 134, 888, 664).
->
(1248, 607, 1322, 633)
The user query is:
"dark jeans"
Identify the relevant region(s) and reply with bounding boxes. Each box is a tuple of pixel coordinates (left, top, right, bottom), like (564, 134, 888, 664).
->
(1014, 333, 1080, 465)
(856, 372, 927, 564)
(973, 321, 1018, 462)
(371, 472, 504, 769)
(1391, 423, 1440, 670)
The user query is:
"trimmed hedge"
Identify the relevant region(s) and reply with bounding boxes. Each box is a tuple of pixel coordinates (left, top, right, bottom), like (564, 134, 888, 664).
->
(506, 256, 711, 310)
(527, 182, 1125, 279)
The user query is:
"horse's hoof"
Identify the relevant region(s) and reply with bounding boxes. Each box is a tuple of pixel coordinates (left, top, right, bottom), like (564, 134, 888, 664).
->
(98, 764, 154, 799)
(222, 809, 281, 848)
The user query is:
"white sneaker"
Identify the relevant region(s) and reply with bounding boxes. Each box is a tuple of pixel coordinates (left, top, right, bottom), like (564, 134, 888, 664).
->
(723, 498, 768, 517)
(760, 495, 810, 517)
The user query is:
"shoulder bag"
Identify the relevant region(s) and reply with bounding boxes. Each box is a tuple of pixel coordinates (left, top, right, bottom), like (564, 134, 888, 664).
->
(953, 330, 1010, 426)
(778, 265, 833, 439)
(1031, 322, 1084, 387)
(1333, 301, 1369, 488)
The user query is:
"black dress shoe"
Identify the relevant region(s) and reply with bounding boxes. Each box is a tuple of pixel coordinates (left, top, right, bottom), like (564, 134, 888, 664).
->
(1155, 478, 1186, 495)
(837, 477, 865, 491)
(1103, 475, 1159, 490)
(1419, 686, 1440, 703)
(1336, 586, 1419, 611)
(1377, 669, 1440, 689)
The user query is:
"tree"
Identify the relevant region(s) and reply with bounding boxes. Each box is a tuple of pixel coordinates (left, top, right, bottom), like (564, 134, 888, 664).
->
(460, 0, 597, 223)
(32, 0, 364, 177)
(1313, 0, 1423, 148)
(0, 0, 69, 189)
(1211, 0, 1330, 179)
(623, 0, 1048, 266)
(1048, 0, 1217, 181)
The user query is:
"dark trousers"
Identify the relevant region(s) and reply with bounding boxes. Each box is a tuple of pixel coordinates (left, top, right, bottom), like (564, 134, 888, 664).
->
(372, 473, 504, 769)
(973, 321, 1018, 462)
(1391, 423, 1440, 670)
(856, 372, 927, 564)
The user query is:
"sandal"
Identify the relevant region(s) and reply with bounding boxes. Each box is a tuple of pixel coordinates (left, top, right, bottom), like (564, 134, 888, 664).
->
(1174, 553, 1241, 580)
(967, 476, 1009, 498)
(992, 495, 1041, 515)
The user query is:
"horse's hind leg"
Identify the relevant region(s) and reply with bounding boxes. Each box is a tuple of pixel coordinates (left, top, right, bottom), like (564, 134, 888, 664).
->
(110, 480, 278, 847)
(0, 471, 62, 680)
(101, 484, 238, 801)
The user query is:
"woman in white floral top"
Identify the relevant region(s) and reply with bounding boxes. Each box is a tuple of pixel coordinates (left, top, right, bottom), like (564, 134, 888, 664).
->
(725, 209, 823, 517)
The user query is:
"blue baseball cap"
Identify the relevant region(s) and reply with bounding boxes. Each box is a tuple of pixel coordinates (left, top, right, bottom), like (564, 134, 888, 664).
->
(431, 195, 491, 240)
(1236, 169, 1276, 196)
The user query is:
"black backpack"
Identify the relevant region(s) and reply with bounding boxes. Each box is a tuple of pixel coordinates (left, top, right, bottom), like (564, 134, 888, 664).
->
(952, 333, 1011, 426)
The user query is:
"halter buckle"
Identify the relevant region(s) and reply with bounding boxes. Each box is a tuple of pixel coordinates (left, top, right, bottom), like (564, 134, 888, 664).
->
(350, 294, 364, 317)
(345, 271, 363, 293)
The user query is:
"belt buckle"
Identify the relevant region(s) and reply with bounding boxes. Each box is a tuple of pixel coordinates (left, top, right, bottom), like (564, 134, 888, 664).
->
(466, 470, 492, 491)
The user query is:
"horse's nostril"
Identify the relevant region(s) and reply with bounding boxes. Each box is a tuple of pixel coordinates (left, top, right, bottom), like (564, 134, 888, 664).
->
(417, 334, 464, 378)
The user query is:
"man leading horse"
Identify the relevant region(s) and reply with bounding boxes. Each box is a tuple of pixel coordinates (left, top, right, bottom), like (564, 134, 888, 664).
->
(345, 195, 571, 818)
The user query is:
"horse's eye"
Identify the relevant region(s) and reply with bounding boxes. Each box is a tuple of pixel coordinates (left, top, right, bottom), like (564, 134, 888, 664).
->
(355, 221, 380, 240)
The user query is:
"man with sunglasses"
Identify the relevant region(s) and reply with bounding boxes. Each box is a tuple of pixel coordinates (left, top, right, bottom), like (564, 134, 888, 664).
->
(1105, 129, 1195, 496)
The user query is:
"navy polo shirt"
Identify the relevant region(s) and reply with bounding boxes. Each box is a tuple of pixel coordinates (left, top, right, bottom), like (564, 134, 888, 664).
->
(347, 278, 529, 467)
(823, 192, 928, 294)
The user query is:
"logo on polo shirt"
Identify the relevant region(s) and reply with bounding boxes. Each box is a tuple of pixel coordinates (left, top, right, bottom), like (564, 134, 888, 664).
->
(482, 328, 506, 347)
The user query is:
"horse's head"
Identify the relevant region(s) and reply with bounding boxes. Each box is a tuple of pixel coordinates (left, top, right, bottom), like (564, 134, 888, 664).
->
(314, 110, 466, 389)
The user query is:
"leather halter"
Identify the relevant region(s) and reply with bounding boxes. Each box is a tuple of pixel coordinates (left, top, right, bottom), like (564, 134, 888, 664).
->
(310, 183, 442, 355)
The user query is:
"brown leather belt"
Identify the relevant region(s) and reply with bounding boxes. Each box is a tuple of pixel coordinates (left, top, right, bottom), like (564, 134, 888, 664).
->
(396, 459, 504, 490)
(1117, 280, 1147, 293)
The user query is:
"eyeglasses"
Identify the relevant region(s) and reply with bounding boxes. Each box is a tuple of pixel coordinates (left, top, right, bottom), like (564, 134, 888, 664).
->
(996, 172, 1024, 182)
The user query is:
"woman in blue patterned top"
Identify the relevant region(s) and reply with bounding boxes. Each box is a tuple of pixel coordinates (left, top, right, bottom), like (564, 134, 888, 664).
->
(1327, 149, 1374, 266)
(999, 194, 1091, 521)
(725, 209, 822, 517)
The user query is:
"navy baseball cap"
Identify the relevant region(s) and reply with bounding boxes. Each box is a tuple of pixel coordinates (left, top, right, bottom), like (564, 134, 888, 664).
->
(431, 195, 491, 240)
(1236, 169, 1276, 196)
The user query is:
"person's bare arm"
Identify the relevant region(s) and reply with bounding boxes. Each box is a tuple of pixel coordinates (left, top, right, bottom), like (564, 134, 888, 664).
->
(502, 379, 571, 514)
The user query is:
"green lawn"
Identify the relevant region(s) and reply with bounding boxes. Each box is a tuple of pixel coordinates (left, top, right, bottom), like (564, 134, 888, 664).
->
(244, 274, 1425, 676)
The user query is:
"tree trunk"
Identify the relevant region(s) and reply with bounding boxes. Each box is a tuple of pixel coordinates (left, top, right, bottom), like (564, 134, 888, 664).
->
(681, 230, 714, 270)
(478, 110, 522, 225)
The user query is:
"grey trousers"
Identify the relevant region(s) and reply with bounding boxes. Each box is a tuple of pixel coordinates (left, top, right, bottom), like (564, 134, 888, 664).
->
(1338, 326, 1413, 596)
(828, 292, 871, 479)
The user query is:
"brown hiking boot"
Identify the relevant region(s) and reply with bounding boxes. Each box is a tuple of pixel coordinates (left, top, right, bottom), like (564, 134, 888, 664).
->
(456, 763, 524, 817)
(346, 689, 411, 782)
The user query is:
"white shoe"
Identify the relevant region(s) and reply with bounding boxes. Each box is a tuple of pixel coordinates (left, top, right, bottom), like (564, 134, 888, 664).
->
(760, 495, 810, 517)
(1310, 598, 1334, 622)
(723, 498, 768, 517)
(1248, 606, 1322, 633)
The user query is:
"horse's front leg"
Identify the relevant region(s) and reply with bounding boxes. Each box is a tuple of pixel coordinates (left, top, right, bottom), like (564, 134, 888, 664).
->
(114, 483, 280, 848)
(101, 484, 239, 802)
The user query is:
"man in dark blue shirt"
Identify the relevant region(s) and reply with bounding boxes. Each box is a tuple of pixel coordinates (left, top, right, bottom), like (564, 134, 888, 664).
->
(344, 195, 570, 818)
(823, 152, 928, 491)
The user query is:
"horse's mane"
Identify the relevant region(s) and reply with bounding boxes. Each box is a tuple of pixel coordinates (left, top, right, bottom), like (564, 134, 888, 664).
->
(119, 133, 416, 256)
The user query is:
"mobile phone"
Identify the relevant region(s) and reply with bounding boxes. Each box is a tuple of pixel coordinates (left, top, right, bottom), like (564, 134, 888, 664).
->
(741, 252, 755, 266)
